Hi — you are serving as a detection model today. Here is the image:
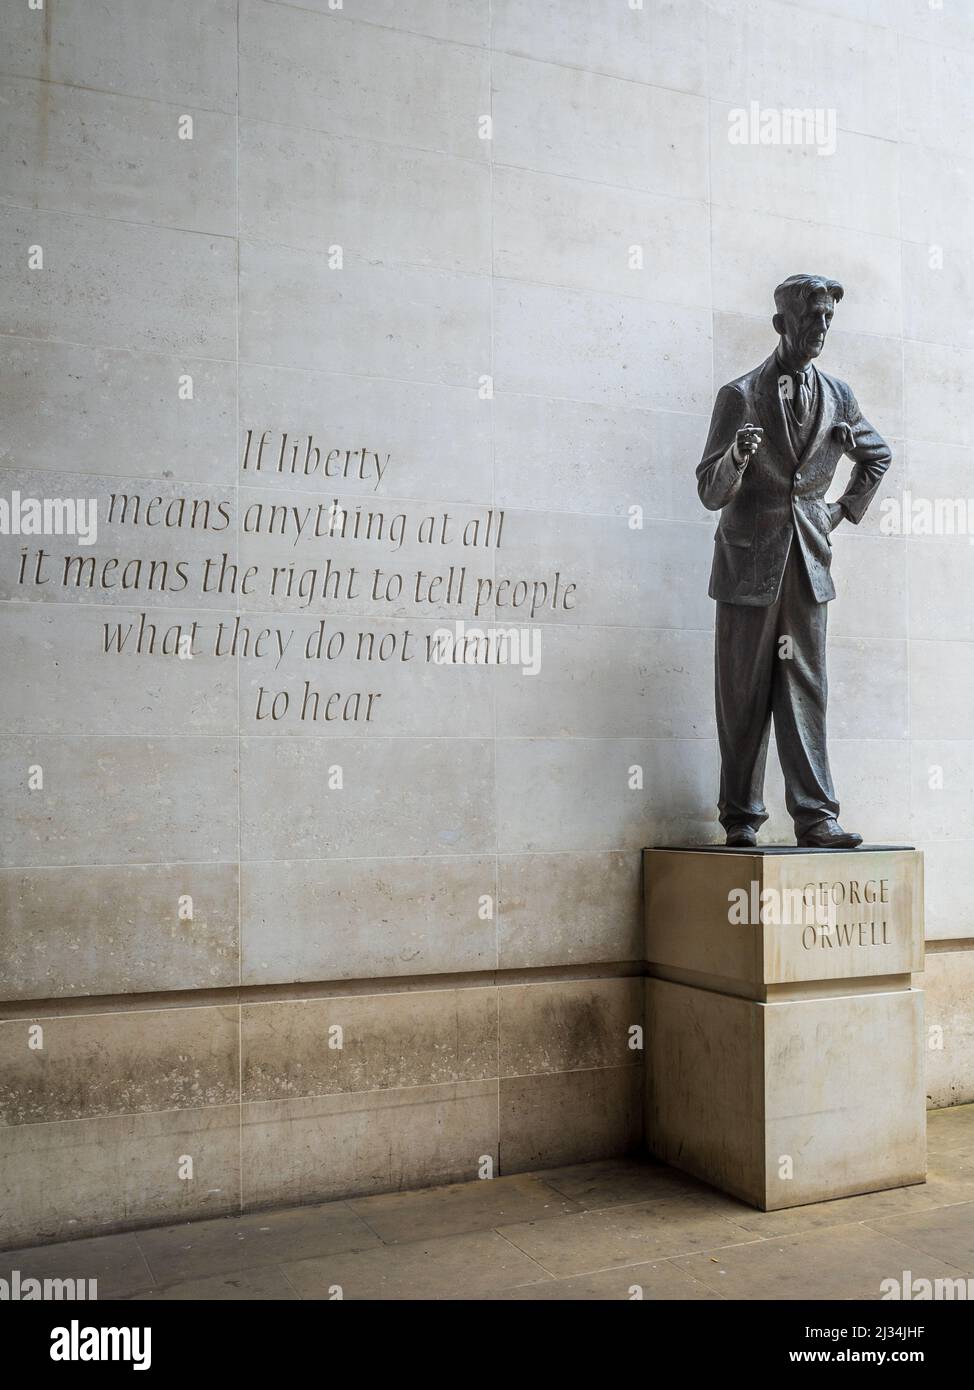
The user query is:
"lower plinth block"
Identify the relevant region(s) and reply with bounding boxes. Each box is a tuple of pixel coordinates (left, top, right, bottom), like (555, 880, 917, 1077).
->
(643, 847, 927, 1211)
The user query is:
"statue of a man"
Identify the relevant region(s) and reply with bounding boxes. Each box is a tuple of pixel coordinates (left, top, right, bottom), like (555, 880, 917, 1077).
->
(697, 274, 892, 849)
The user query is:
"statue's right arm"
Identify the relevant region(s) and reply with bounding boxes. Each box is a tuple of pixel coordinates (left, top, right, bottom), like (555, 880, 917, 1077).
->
(696, 384, 748, 511)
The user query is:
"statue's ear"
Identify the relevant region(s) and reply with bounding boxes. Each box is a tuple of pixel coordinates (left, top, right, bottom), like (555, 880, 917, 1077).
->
(772, 312, 785, 336)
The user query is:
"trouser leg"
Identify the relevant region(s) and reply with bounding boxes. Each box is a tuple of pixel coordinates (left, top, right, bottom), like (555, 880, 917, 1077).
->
(771, 547, 840, 836)
(715, 594, 779, 832)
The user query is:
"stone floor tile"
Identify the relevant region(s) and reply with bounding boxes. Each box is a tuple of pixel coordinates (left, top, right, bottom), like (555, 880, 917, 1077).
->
(720, 1181, 947, 1238)
(926, 1104, 974, 1152)
(0, 1232, 153, 1299)
(497, 1195, 759, 1277)
(128, 1265, 298, 1300)
(530, 1156, 711, 1210)
(865, 1200, 974, 1274)
(485, 1259, 723, 1300)
(347, 1172, 579, 1243)
(673, 1223, 971, 1300)
(283, 1229, 550, 1300)
(921, 1173, 974, 1204)
(136, 1201, 380, 1284)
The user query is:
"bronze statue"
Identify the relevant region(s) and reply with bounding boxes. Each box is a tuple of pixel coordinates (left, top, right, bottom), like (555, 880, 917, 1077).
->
(697, 274, 891, 849)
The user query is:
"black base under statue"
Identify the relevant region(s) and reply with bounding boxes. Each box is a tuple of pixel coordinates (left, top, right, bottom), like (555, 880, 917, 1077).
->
(657, 843, 914, 854)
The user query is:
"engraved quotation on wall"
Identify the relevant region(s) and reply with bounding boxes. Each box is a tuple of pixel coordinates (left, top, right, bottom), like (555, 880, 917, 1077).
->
(10, 430, 583, 723)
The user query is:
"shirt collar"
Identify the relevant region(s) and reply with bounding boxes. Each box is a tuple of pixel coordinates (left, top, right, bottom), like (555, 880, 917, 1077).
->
(776, 349, 813, 383)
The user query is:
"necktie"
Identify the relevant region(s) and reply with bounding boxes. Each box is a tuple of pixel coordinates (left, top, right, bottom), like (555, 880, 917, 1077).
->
(793, 370, 810, 423)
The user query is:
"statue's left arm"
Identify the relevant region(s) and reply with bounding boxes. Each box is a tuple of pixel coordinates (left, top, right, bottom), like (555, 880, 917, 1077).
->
(834, 385, 892, 524)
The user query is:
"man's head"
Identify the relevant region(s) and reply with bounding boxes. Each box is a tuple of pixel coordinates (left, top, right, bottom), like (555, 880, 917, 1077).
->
(772, 274, 844, 366)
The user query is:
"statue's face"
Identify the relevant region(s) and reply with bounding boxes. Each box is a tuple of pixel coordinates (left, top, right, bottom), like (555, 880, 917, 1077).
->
(777, 290, 835, 363)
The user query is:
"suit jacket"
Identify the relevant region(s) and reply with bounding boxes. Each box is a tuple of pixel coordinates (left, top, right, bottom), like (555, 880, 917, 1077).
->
(697, 352, 892, 605)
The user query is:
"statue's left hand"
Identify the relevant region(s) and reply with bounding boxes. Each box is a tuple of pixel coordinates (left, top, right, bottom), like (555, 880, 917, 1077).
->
(831, 422, 857, 454)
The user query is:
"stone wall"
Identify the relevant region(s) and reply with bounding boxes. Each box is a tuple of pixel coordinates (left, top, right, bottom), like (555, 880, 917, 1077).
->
(1, 0, 972, 1246)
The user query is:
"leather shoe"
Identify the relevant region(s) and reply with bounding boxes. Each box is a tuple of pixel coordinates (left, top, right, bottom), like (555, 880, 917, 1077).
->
(725, 826, 757, 848)
(797, 820, 862, 849)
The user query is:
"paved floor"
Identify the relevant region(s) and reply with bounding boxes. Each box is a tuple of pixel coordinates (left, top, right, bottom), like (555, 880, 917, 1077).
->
(4, 1104, 974, 1300)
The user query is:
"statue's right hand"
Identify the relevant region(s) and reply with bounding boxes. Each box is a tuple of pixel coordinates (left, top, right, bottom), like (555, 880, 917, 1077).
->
(734, 423, 763, 465)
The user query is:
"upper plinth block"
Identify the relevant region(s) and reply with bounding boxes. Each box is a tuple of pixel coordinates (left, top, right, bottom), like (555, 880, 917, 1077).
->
(643, 846, 923, 998)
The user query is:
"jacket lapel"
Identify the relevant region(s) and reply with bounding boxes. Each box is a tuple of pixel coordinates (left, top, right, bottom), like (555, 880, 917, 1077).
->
(798, 366, 838, 462)
(754, 354, 798, 469)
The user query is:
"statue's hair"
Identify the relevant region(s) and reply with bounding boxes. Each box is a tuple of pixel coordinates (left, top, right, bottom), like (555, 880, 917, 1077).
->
(773, 274, 844, 317)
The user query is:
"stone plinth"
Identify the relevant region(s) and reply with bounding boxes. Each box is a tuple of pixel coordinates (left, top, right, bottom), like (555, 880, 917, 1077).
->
(643, 847, 926, 1211)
